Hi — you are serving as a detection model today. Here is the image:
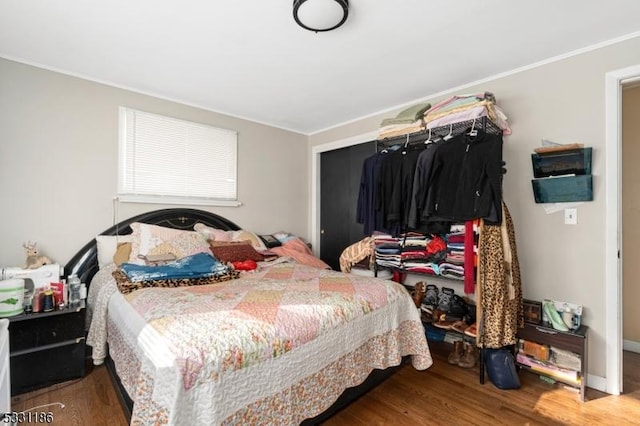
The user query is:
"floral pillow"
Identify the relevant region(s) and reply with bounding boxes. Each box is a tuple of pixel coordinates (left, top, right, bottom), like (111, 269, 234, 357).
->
(128, 222, 211, 265)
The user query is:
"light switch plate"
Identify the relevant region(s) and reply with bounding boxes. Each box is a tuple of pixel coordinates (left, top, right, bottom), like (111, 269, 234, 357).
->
(565, 208, 578, 225)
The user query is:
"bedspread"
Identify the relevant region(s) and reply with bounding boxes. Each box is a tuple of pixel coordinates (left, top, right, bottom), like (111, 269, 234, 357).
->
(87, 262, 432, 425)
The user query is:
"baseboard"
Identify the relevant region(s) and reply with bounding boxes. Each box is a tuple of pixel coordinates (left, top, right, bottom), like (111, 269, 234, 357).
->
(623, 339, 640, 354)
(587, 374, 606, 393)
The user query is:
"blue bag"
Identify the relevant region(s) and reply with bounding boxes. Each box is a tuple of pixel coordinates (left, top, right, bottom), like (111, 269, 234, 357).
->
(483, 348, 521, 390)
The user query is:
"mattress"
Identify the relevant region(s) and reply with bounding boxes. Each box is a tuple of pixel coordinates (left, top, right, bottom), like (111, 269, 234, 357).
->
(87, 261, 432, 425)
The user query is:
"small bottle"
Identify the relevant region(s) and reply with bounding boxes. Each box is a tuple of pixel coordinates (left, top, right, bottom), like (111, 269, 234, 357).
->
(68, 274, 81, 308)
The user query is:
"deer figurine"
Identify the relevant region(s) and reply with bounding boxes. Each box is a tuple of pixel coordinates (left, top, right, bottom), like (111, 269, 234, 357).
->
(23, 241, 52, 269)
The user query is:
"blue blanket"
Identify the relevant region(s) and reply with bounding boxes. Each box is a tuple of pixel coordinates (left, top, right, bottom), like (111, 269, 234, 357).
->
(121, 252, 230, 282)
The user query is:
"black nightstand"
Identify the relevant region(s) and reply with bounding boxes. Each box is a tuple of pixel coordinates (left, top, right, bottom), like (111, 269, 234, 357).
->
(7, 304, 86, 395)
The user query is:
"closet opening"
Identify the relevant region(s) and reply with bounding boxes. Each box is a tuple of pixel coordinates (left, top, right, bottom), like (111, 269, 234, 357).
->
(605, 63, 640, 396)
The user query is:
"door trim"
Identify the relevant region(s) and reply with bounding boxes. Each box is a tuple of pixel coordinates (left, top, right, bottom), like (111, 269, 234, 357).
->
(605, 64, 640, 395)
(310, 131, 378, 256)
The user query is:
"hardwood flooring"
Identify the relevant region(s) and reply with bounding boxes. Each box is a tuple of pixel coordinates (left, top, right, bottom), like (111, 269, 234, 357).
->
(10, 351, 640, 425)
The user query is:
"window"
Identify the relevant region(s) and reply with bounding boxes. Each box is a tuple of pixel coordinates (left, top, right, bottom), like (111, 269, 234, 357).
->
(118, 107, 239, 206)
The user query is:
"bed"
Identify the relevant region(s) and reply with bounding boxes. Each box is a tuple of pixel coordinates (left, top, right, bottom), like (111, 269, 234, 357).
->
(64, 208, 432, 425)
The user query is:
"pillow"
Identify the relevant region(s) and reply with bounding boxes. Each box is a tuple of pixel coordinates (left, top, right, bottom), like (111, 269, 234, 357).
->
(96, 235, 134, 268)
(209, 241, 264, 263)
(234, 230, 268, 251)
(113, 242, 132, 266)
(128, 222, 211, 265)
(194, 223, 267, 251)
(194, 223, 234, 242)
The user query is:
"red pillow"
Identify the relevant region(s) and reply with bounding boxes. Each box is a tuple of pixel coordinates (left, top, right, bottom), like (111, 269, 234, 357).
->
(209, 241, 264, 263)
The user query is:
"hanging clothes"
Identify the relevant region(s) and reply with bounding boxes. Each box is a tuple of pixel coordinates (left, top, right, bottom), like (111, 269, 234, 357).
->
(406, 139, 452, 235)
(423, 129, 503, 224)
(476, 202, 523, 348)
(385, 145, 424, 230)
(357, 152, 388, 236)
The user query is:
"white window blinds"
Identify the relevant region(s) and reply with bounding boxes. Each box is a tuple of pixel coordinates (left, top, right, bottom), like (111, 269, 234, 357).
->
(118, 107, 239, 206)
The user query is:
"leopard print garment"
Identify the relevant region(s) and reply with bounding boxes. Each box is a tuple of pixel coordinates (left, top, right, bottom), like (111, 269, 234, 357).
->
(112, 269, 240, 295)
(476, 203, 523, 348)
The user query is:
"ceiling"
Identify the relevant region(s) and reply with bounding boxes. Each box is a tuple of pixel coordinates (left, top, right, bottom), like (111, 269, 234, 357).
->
(1, 1, 640, 135)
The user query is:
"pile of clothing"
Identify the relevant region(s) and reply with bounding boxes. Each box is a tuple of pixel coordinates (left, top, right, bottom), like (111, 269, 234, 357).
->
(370, 229, 475, 285)
(378, 102, 431, 139)
(423, 92, 511, 135)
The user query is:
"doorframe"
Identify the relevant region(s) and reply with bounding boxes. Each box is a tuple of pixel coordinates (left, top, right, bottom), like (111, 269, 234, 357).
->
(310, 131, 378, 256)
(605, 64, 640, 395)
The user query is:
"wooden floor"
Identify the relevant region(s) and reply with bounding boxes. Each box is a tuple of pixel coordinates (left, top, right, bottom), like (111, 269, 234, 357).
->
(10, 351, 640, 425)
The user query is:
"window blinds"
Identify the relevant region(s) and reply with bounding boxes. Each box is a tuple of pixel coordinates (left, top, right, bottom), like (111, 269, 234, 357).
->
(119, 107, 238, 205)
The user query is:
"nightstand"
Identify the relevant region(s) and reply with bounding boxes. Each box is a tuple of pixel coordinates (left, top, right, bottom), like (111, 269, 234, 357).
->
(7, 304, 86, 395)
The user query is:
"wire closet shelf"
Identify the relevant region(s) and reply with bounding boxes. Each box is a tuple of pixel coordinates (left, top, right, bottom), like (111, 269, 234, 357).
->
(375, 116, 503, 152)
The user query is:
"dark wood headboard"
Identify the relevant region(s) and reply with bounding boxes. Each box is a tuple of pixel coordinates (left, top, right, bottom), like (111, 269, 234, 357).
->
(64, 208, 240, 286)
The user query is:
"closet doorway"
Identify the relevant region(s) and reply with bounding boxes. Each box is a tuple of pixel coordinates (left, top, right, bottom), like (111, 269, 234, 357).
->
(621, 83, 640, 388)
(605, 63, 640, 396)
(319, 141, 375, 270)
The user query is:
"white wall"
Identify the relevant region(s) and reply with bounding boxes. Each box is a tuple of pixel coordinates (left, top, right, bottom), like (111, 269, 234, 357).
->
(309, 36, 640, 380)
(0, 58, 308, 268)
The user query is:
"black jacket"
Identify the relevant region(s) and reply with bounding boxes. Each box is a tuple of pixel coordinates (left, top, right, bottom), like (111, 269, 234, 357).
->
(423, 130, 503, 224)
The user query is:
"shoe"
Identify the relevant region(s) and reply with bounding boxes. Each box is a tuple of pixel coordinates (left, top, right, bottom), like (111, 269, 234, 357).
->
(420, 304, 433, 317)
(438, 287, 455, 312)
(433, 319, 456, 329)
(458, 343, 478, 368)
(448, 294, 466, 318)
(425, 284, 439, 307)
(412, 282, 426, 308)
(448, 340, 464, 364)
(462, 296, 477, 325)
(543, 301, 569, 331)
(464, 323, 477, 338)
(451, 320, 468, 334)
(432, 308, 445, 323)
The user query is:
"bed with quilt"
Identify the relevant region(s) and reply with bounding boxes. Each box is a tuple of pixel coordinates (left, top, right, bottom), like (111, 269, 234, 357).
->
(65, 208, 432, 425)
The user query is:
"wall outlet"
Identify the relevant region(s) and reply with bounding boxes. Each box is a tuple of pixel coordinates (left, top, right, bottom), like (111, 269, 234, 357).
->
(564, 208, 578, 225)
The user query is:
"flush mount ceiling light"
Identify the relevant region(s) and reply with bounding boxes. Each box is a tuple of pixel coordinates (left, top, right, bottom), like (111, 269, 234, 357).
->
(293, 0, 349, 32)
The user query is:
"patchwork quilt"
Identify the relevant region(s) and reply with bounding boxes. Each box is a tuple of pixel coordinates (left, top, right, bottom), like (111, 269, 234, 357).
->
(87, 262, 432, 425)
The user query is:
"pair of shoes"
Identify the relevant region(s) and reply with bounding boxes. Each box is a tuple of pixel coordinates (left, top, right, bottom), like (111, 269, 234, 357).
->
(433, 312, 466, 329)
(458, 342, 478, 368)
(464, 323, 477, 338)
